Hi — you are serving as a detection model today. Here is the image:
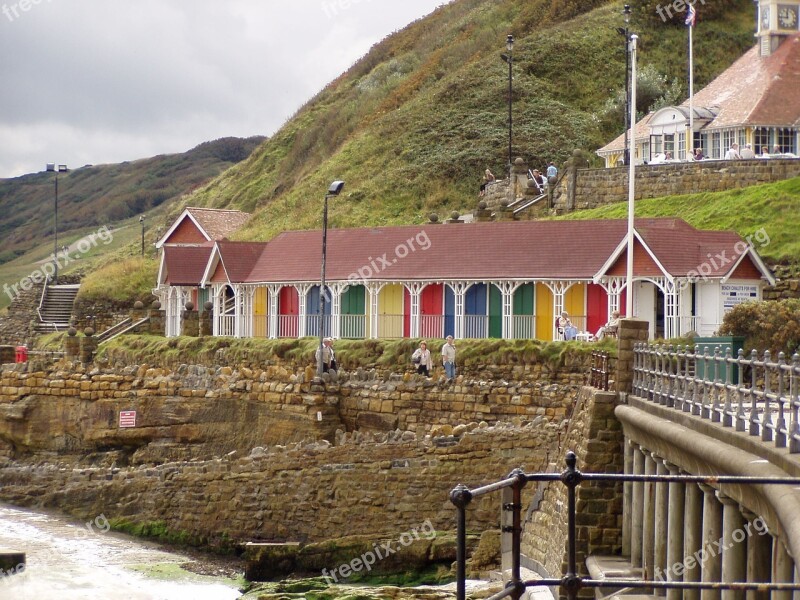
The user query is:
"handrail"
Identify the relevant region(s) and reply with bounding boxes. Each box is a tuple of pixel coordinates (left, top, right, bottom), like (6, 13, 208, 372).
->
(35, 274, 63, 333)
(97, 316, 150, 346)
(512, 193, 547, 215)
(96, 317, 133, 342)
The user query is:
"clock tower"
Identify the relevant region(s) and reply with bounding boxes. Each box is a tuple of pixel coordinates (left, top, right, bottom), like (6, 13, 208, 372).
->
(757, 0, 800, 55)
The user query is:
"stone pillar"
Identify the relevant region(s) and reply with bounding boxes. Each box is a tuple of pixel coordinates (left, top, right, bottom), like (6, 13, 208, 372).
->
(80, 327, 97, 363)
(617, 318, 650, 394)
(149, 301, 164, 335)
(718, 493, 746, 600)
(632, 444, 645, 569)
(623, 439, 634, 557)
(474, 200, 492, 222)
(743, 510, 770, 600)
(63, 329, 80, 360)
(182, 305, 199, 337)
(666, 463, 686, 600)
(565, 157, 578, 211)
(643, 451, 657, 581)
(699, 484, 723, 600)
(772, 536, 794, 600)
(200, 301, 213, 336)
(655, 460, 670, 595)
(508, 156, 529, 201)
(684, 482, 704, 600)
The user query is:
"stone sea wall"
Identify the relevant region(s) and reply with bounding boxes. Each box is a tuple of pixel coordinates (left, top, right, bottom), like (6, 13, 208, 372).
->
(0, 419, 563, 546)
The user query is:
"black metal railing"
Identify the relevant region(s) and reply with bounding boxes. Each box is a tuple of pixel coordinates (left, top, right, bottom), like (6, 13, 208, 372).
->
(450, 451, 800, 600)
(589, 351, 610, 391)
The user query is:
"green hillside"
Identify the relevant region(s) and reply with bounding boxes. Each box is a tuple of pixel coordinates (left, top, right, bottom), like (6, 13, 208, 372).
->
(552, 176, 800, 263)
(0, 137, 264, 265)
(184, 0, 756, 240)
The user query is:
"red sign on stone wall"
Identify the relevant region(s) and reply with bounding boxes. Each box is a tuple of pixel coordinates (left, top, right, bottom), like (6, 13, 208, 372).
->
(119, 410, 137, 428)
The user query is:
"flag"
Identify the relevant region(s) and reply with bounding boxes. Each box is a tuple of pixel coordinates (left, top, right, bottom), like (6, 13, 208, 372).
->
(685, 4, 696, 27)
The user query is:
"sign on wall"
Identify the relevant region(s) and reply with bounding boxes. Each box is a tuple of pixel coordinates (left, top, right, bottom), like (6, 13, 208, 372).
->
(720, 283, 759, 313)
(119, 410, 137, 428)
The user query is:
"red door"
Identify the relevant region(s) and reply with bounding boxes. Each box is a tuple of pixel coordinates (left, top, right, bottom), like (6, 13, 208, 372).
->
(586, 284, 608, 335)
(420, 284, 444, 339)
(279, 286, 299, 337)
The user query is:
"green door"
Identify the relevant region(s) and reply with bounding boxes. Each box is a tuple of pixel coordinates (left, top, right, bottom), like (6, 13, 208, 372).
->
(341, 285, 366, 338)
(513, 284, 534, 339)
(488, 284, 503, 339)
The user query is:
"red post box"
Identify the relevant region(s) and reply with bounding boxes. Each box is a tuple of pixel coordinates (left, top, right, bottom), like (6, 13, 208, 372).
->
(15, 346, 28, 363)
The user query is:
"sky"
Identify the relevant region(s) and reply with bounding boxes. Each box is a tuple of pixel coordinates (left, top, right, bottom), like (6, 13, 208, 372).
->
(0, 0, 449, 179)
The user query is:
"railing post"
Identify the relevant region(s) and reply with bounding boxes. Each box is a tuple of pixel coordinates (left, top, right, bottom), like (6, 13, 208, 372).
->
(561, 451, 582, 600)
(723, 347, 733, 427)
(711, 346, 722, 423)
(449, 483, 473, 600)
(776, 352, 787, 448)
(790, 354, 800, 453)
(701, 346, 711, 419)
(506, 468, 527, 600)
(749, 349, 760, 436)
(735, 349, 747, 432)
(763, 351, 773, 443)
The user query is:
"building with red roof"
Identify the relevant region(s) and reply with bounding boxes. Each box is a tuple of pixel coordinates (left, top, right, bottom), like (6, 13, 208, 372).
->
(598, 2, 800, 167)
(155, 217, 773, 341)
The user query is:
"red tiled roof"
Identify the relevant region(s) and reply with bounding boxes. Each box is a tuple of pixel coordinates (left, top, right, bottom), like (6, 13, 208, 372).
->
(221, 218, 765, 284)
(185, 207, 251, 241)
(216, 241, 267, 283)
(163, 244, 213, 285)
(689, 35, 800, 129)
(598, 35, 800, 154)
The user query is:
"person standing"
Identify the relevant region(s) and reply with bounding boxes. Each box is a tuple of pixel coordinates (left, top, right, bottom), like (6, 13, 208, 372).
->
(315, 337, 337, 373)
(546, 161, 558, 181)
(441, 335, 456, 380)
(724, 143, 741, 160)
(411, 341, 433, 377)
(740, 143, 756, 159)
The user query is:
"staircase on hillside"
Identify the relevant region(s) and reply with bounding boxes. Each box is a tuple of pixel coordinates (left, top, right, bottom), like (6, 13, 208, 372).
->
(36, 283, 80, 333)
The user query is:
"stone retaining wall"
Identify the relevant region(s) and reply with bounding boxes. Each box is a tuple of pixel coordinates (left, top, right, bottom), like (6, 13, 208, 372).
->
(0, 419, 562, 547)
(552, 159, 800, 212)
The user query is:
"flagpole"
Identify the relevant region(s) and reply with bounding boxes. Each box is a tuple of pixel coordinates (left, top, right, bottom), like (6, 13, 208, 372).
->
(626, 34, 638, 318)
(688, 17, 694, 157)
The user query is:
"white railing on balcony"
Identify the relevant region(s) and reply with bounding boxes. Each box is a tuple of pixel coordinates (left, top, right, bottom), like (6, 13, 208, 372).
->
(278, 315, 299, 338)
(464, 314, 489, 339)
(633, 343, 800, 453)
(511, 315, 535, 339)
(419, 315, 445, 339)
(340, 314, 366, 339)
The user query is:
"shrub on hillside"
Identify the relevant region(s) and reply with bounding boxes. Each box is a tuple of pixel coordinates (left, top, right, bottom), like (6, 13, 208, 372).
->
(717, 299, 800, 357)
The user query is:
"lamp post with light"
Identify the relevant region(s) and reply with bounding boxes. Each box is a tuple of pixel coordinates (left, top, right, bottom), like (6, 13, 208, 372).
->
(500, 34, 514, 179)
(139, 215, 146, 256)
(318, 180, 345, 376)
(45, 163, 68, 282)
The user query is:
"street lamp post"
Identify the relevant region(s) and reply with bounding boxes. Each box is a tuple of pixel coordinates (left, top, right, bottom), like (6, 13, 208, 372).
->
(617, 5, 632, 166)
(318, 180, 345, 376)
(139, 215, 146, 256)
(46, 163, 68, 283)
(501, 34, 514, 179)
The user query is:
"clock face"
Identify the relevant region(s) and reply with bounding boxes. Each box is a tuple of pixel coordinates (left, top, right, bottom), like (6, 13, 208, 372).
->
(778, 4, 799, 29)
(762, 5, 770, 28)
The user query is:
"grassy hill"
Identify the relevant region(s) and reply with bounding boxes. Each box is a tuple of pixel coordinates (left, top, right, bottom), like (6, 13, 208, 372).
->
(552, 176, 800, 264)
(183, 0, 756, 240)
(0, 136, 264, 265)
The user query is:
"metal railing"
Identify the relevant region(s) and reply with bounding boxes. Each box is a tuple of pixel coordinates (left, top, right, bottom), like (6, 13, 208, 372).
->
(450, 452, 800, 600)
(632, 343, 800, 453)
(589, 351, 610, 391)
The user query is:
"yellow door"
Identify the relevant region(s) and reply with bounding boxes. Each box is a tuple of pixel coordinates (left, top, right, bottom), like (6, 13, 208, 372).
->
(564, 283, 586, 331)
(254, 287, 268, 337)
(378, 284, 404, 338)
(535, 284, 554, 341)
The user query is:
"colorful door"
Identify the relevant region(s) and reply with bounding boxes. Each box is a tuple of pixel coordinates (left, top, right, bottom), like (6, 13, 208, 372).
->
(535, 283, 554, 341)
(444, 286, 455, 338)
(565, 283, 586, 331)
(420, 284, 444, 339)
(488, 284, 502, 339)
(278, 286, 299, 338)
(307, 286, 331, 337)
(341, 285, 366, 338)
(513, 283, 534, 339)
(586, 284, 608, 337)
(254, 287, 268, 337)
(464, 284, 487, 338)
(378, 284, 404, 338)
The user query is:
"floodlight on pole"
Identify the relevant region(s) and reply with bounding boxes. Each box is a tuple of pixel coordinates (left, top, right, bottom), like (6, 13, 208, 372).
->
(318, 180, 345, 376)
